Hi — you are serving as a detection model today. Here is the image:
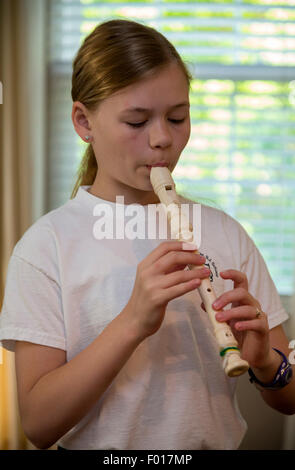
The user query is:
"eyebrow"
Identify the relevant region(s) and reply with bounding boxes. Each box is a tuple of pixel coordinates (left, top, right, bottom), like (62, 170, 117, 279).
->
(120, 102, 190, 114)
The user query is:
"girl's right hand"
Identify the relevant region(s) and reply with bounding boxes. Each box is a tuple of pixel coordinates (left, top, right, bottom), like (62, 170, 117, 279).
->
(124, 241, 210, 341)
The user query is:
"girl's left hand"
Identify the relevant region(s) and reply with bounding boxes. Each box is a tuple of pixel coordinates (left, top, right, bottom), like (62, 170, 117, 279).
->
(212, 269, 272, 370)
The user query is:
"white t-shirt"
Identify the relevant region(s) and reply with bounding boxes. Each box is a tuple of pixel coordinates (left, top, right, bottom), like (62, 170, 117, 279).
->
(0, 186, 288, 450)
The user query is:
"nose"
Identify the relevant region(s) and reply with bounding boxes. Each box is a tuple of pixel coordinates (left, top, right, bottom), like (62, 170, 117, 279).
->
(149, 120, 172, 149)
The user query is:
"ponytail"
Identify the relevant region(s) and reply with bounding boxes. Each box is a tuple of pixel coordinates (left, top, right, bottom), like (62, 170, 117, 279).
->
(70, 145, 97, 199)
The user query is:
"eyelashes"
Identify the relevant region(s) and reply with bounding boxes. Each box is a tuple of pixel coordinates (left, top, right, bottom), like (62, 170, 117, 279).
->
(126, 118, 186, 128)
(126, 121, 146, 128)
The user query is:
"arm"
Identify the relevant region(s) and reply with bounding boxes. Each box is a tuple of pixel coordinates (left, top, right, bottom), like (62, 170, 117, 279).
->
(15, 308, 142, 449)
(214, 270, 295, 415)
(253, 324, 295, 415)
(15, 241, 209, 449)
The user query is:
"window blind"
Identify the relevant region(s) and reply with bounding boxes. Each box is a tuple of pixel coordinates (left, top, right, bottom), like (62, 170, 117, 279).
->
(47, 0, 295, 295)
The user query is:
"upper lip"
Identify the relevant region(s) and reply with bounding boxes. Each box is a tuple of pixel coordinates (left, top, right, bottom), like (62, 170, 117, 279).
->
(146, 162, 168, 167)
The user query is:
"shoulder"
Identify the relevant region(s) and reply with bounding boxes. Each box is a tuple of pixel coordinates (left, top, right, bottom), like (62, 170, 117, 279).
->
(12, 198, 80, 279)
(177, 193, 247, 235)
(177, 193, 257, 264)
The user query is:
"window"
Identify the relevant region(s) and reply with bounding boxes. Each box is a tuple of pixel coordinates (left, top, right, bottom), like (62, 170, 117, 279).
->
(47, 0, 295, 295)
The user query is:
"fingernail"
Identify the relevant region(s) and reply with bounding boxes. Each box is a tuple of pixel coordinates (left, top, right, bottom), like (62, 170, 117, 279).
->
(202, 267, 210, 275)
(215, 313, 225, 321)
(182, 242, 198, 251)
(213, 300, 221, 309)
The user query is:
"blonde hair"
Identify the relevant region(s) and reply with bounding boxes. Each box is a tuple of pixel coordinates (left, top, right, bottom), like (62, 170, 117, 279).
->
(70, 19, 192, 198)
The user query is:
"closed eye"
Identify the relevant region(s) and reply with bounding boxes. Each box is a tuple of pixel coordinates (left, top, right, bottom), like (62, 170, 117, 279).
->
(126, 121, 147, 128)
(126, 118, 186, 128)
(169, 118, 185, 124)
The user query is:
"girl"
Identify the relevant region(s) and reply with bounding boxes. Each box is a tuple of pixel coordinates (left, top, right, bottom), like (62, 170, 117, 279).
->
(0, 19, 294, 451)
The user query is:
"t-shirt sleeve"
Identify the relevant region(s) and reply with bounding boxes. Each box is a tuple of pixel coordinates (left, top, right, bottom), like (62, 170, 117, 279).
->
(0, 226, 66, 352)
(241, 244, 289, 330)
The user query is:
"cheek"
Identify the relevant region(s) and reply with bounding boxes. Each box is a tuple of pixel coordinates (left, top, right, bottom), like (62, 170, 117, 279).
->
(118, 130, 145, 152)
(177, 124, 191, 149)
(115, 124, 136, 141)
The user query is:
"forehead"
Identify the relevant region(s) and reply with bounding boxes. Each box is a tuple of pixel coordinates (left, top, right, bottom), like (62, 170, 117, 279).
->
(102, 63, 190, 112)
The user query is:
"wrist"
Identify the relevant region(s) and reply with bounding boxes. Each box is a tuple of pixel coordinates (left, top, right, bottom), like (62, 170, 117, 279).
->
(120, 304, 147, 345)
(249, 348, 293, 391)
(251, 348, 282, 384)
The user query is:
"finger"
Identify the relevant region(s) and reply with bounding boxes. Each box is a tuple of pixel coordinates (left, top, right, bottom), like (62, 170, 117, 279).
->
(141, 241, 200, 269)
(152, 250, 206, 275)
(220, 270, 248, 290)
(159, 276, 202, 304)
(162, 266, 211, 289)
(215, 305, 264, 323)
(212, 287, 257, 310)
(234, 315, 269, 333)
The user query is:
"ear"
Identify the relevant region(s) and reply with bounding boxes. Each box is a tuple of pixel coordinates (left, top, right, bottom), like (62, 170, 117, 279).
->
(72, 101, 92, 142)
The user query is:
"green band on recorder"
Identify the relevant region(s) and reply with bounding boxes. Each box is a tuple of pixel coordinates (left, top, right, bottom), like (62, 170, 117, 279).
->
(219, 347, 240, 357)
